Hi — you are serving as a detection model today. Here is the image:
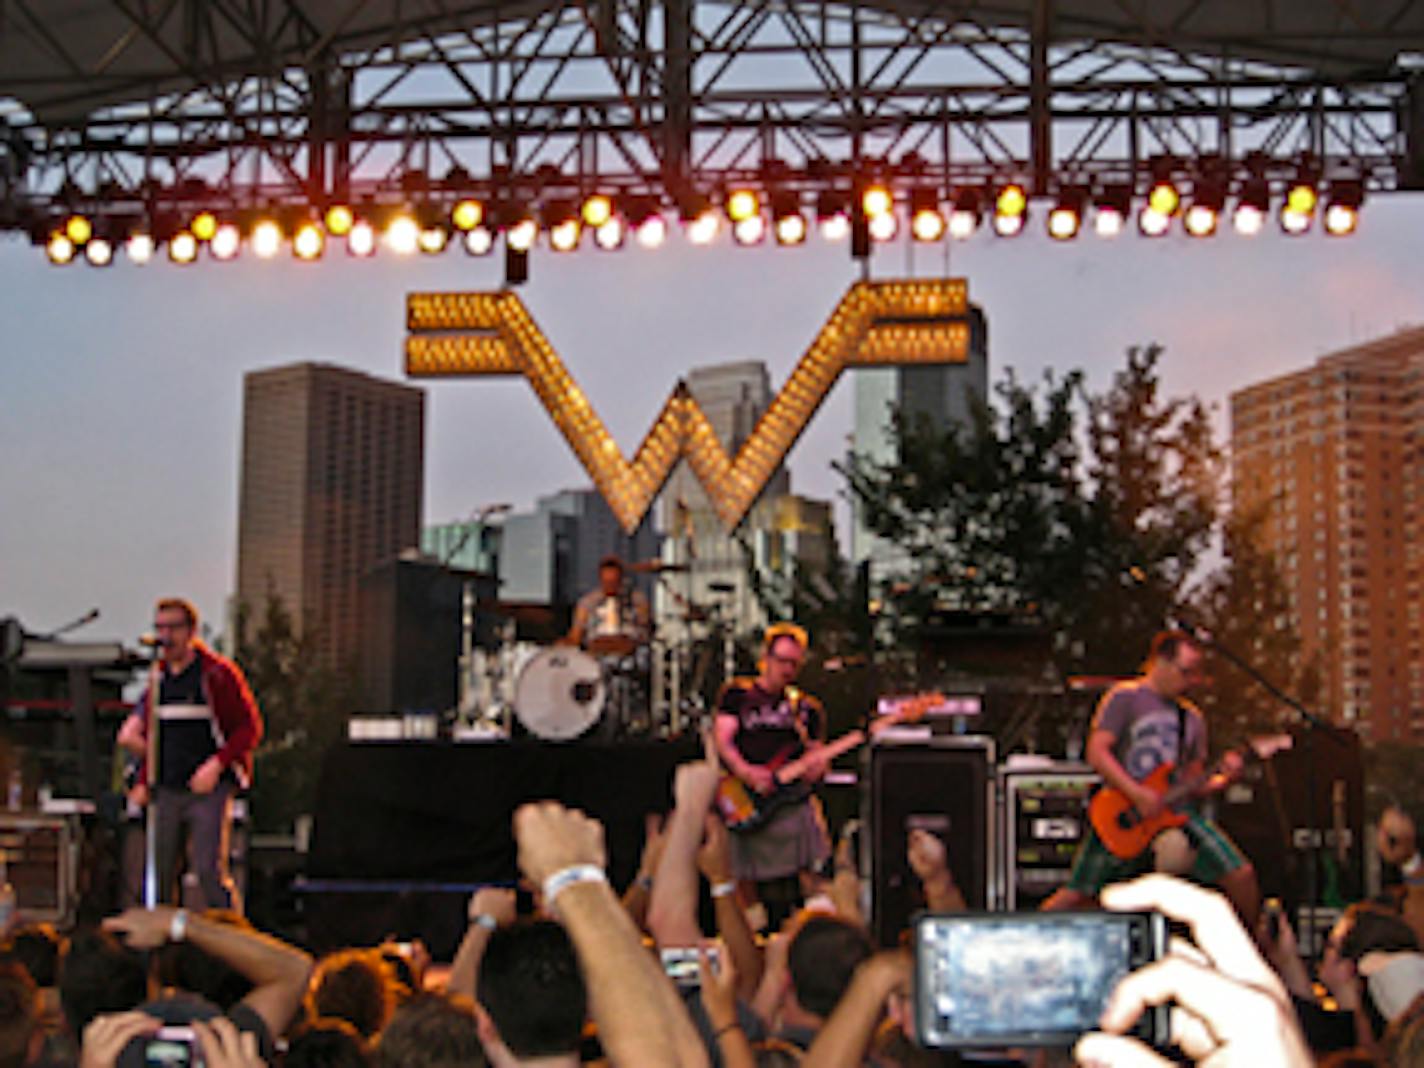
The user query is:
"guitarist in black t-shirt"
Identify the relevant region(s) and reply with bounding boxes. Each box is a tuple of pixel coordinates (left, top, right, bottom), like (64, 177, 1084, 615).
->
(713, 622, 831, 906)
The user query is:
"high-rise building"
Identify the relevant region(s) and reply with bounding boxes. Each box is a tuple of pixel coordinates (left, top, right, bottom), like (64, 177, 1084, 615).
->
(235, 363, 424, 669)
(1230, 326, 1424, 742)
(851, 306, 989, 566)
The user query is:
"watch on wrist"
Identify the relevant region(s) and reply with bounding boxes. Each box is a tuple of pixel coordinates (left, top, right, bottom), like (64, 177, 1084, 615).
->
(169, 908, 189, 943)
(469, 913, 499, 932)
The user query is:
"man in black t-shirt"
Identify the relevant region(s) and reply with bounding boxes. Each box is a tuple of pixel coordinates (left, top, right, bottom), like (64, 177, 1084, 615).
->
(713, 622, 831, 902)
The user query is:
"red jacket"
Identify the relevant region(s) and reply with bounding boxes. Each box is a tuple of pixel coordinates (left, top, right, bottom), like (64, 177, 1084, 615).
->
(134, 642, 263, 789)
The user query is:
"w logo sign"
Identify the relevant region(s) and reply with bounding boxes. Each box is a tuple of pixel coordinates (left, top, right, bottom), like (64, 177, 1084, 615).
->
(405, 279, 970, 532)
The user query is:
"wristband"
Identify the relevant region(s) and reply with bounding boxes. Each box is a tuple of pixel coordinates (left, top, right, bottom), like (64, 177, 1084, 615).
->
(469, 913, 499, 932)
(169, 908, 189, 943)
(542, 864, 608, 908)
(710, 881, 737, 899)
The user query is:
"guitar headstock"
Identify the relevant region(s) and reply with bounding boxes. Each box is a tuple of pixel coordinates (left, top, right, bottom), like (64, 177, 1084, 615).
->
(871, 692, 946, 731)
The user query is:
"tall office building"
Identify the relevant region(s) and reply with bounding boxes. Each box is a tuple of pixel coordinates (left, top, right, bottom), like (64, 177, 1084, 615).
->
(235, 363, 425, 669)
(851, 305, 990, 566)
(1230, 326, 1424, 742)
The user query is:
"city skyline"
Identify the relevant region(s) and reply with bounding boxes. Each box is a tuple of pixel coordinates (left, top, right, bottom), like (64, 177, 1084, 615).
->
(2, 197, 1423, 653)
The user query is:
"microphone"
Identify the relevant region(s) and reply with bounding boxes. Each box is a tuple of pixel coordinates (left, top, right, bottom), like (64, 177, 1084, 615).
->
(137, 634, 166, 649)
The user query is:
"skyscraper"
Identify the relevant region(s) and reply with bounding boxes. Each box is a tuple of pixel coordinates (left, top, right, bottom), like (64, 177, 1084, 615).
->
(1230, 326, 1424, 742)
(235, 363, 424, 669)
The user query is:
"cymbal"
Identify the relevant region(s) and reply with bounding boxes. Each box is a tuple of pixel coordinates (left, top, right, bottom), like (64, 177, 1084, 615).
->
(629, 559, 690, 574)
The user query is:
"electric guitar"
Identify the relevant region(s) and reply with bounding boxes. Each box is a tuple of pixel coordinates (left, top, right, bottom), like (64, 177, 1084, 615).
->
(715, 692, 941, 834)
(1088, 733, 1293, 859)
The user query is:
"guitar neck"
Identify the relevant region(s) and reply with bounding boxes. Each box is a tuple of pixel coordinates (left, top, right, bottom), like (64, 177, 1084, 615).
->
(775, 729, 866, 784)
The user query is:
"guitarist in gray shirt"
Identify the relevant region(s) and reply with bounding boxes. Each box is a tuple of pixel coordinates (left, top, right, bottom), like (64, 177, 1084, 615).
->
(714, 622, 832, 911)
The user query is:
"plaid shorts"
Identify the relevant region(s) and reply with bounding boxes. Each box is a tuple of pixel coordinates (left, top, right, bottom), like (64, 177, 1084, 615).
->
(1065, 811, 1248, 896)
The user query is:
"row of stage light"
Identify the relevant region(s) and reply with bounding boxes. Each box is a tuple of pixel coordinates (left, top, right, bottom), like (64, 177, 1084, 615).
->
(39, 177, 1367, 267)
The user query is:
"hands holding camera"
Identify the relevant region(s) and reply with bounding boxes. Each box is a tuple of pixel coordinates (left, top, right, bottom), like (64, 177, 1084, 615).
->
(80, 1012, 266, 1068)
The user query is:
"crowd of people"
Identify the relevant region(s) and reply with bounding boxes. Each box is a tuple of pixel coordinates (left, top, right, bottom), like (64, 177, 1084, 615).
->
(0, 729, 1422, 1067)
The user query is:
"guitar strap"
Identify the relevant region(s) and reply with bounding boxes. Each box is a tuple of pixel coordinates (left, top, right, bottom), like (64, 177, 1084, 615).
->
(1173, 699, 1188, 786)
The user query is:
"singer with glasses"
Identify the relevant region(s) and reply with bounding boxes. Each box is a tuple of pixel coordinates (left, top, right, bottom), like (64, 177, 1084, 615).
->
(116, 597, 263, 910)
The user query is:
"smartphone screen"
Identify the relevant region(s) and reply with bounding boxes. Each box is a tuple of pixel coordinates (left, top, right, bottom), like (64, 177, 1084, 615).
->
(914, 911, 1166, 1048)
(145, 1026, 200, 1067)
(660, 946, 719, 988)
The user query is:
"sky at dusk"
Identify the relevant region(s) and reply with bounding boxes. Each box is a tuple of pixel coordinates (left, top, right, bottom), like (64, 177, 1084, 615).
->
(2, 195, 1422, 646)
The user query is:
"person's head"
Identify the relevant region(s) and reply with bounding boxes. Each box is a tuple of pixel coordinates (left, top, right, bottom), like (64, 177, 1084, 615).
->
(475, 921, 585, 1061)
(0, 961, 39, 1068)
(1146, 629, 1205, 698)
(786, 915, 874, 1021)
(153, 597, 200, 662)
(1333, 902, 1420, 963)
(155, 910, 254, 1009)
(597, 556, 625, 596)
(308, 949, 399, 1040)
(3, 923, 64, 988)
(285, 1018, 374, 1068)
(58, 928, 149, 1037)
(376, 993, 486, 1068)
(760, 622, 809, 693)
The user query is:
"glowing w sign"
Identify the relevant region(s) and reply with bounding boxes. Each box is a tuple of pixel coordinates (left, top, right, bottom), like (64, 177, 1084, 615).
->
(405, 279, 970, 532)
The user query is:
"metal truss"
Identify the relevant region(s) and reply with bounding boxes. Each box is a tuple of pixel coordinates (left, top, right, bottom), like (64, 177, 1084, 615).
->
(2, 0, 1421, 225)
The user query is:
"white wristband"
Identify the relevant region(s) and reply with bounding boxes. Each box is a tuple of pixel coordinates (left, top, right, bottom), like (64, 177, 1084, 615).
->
(1403, 853, 1423, 879)
(470, 913, 499, 932)
(169, 908, 189, 943)
(542, 864, 608, 908)
(710, 881, 737, 899)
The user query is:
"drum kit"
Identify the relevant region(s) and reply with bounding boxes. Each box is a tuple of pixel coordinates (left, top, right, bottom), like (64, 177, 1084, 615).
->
(458, 560, 740, 742)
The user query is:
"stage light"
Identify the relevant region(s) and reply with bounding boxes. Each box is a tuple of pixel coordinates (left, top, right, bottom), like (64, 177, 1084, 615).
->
(769, 192, 805, 245)
(385, 213, 421, 255)
(168, 231, 199, 264)
(1047, 188, 1086, 241)
(293, 220, 325, 260)
(45, 232, 75, 265)
(909, 189, 945, 242)
(635, 213, 667, 248)
(210, 222, 241, 260)
(1324, 180, 1364, 236)
(507, 216, 538, 253)
(1280, 206, 1312, 235)
(1093, 186, 1131, 237)
(947, 188, 982, 240)
(418, 224, 449, 254)
(325, 204, 355, 236)
(451, 198, 484, 231)
(816, 191, 851, 240)
(1146, 158, 1181, 216)
(1285, 181, 1318, 217)
(594, 216, 625, 250)
(251, 219, 283, 258)
(1183, 181, 1224, 238)
(820, 213, 851, 241)
(581, 194, 614, 228)
(550, 217, 582, 251)
(463, 225, 495, 255)
(127, 232, 155, 264)
(726, 188, 760, 223)
(64, 214, 93, 245)
(733, 214, 766, 246)
(868, 211, 898, 242)
(84, 236, 114, 267)
(191, 212, 218, 242)
(687, 208, 720, 245)
(1233, 179, 1269, 235)
(1137, 207, 1171, 237)
(995, 183, 1028, 218)
(861, 183, 893, 219)
(347, 220, 377, 257)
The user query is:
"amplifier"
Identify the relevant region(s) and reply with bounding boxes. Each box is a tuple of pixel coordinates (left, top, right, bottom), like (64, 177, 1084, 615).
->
(1001, 761, 1098, 911)
(0, 812, 78, 926)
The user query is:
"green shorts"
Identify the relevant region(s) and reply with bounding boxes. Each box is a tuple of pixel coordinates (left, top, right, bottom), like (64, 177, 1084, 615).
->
(1065, 811, 1248, 896)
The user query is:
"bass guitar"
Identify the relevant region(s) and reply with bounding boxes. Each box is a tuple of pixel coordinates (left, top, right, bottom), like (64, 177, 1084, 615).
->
(1088, 733, 1293, 859)
(715, 692, 941, 834)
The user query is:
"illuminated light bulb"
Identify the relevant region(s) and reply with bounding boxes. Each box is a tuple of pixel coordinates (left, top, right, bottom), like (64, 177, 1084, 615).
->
(84, 237, 114, 266)
(1233, 203, 1265, 236)
(687, 210, 720, 245)
(347, 220, 377, 257)
(385, 214, 420, 255)
(1147, 181, 1180, 216)
(992, 211, 1025, 237)
(191, 212, 218, 242)
(451, 199, 483, 231)
(463, 226, 494, 255)
(168, 231, 199, 263)
(210, 223, 242, 260)
(1047, 206, 1081, 241)
(911, 208, 946, 242)
(996, 184, 1029, 218)
(733, 215, 766, 245)
(1094, 207, 1125, 238)
(45, 232, 76, 264)
(861, 184, 893, 219)
(293, 221, 325, 260)
(325, 204, 355, 236)
(948, 209, 979, 240)
(64, 214, 93, 245)
(581, 194, 614, 228)
(594, 217, 625, 250)
(549, 218, 582, 252)
(251, 219, 283, 258)
(1137, 207, 1171, 237)
(127, 233, 155, 264)
(726, 188, 760, 222)
(1183, 203, 1218, 237)
(1285, 184, 1318, 216)
(507, 218, 538, 252)
(819, 213, 850, 241)
(1324, 203, 1359, 236)
(635, 214, 667, 248)
(1280, 208, 1312, 235)
(774, 212, 807, 245)
(417, 225, 449, 254)
(868, 212, 898, 242)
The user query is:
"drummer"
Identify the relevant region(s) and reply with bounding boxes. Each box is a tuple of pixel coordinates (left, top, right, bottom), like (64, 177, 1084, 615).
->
(565, 554, 651, 658)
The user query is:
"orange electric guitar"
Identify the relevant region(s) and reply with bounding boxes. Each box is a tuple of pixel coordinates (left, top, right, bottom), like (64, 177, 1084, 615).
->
(1088, 733, 1293, 859)
(715, 693, 941, 833)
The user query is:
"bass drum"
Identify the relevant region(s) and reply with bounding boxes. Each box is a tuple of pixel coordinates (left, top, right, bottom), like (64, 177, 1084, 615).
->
(514, 646, 606, 740)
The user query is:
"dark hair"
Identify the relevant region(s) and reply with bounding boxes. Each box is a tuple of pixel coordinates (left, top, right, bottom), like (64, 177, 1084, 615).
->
(787, 916, 874, 1019)
(3, 923, 64, 987)
(598, 555, 625, 573)
(476, 921, 585, 1057)
(154, 597, 199, 629)
(0, 961, 37, 1068)
(308, 949, 398, 1040)
(375, 993, 486, 1068)
(285, 1018, 374, 1068)
(1338, 902, 1420, 961)
(155, 910, 253, 1009)
(1148, 629, 1198, 665)
(59, 928, 149, 1036)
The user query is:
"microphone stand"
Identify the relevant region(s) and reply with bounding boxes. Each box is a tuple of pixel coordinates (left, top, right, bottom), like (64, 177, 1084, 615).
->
(142, 654, 161, 908)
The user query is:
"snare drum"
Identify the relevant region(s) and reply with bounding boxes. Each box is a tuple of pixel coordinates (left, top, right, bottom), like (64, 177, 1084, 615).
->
(514, 646, 606, 740)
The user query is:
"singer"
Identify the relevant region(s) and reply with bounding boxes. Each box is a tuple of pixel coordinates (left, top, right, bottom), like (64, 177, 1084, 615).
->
(117, 597, 263, 910)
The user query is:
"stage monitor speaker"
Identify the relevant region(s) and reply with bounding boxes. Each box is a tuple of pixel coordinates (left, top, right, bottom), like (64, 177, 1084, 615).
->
(867, 736, 995, 947)
(1001, 762, 1099, 911)
(0, 813, 78, 926)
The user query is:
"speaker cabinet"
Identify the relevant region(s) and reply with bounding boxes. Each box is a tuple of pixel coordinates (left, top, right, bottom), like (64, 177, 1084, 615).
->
(1001, 762, 1099, 911)
(0, 813, 78, 926)
(866, 736, 995, 946)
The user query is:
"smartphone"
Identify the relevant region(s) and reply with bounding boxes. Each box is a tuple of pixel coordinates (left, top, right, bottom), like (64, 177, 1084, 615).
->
(913, 911, 1168, 1048)
(1262, 897, 1286, 941)
(144, 1025, 203, 1067)
(660, 946, 720, 989)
